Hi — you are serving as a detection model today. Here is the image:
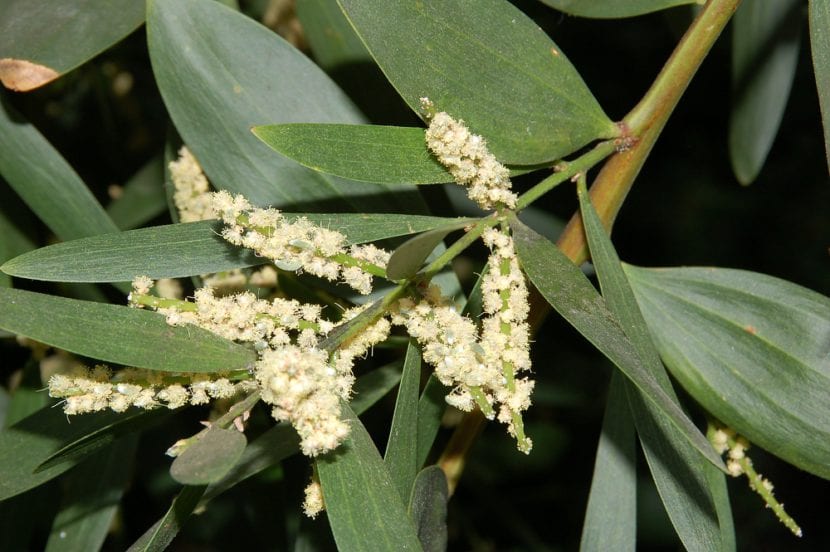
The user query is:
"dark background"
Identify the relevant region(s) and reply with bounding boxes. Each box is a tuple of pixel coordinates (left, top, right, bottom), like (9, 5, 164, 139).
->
(1, 1, 828, 550)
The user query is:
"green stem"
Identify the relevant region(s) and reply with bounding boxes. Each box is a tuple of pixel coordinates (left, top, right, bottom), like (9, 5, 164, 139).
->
(329, 252, 387, 277)
(422, 216, 499, 278)
(131, 294, 197, 311)
(515, 139, 617, 210)
(557, 0, 742, 264)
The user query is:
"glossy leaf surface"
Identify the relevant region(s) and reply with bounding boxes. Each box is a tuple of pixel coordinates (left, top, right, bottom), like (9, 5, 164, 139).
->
(539, 0, 700, 19)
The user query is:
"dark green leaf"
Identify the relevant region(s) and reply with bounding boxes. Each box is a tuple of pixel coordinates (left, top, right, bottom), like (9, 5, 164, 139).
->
(625, 264, 830, 480)
(204, 363, 402, 501)
(127, 485, 207, 552)
(253, 124, 453, 184)
(729, 0, 802, 185)
(37, 410, 168, 472)
(170, 427, 247, 485)
(107, 155, 167, 230)
(337, 0, 617, 165)
(3, 215, 472, 283)
(407, 466, 448, 552)
(0, 0, 144, 91)
(384, 341, 422, 502)
(0, 206, 35, 282)
(0, 406, 144, 500)
(0, 97, 118, 240)
(0, 287, 256, 372)
(147, 0, 423, 213)
(539, 0, 699, 19)
(297, 0, 371, 68)
(510, 219, 725, 470)
(317, 404, 422, 551)
(44, 437, 137, 552)
(810, 0, 830, 175)
(386, 222, 470, 280)
(580, 372, 636, 552)
(578, 181, 734, 550)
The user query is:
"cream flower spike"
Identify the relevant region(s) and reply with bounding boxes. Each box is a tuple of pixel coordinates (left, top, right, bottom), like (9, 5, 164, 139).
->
(422, 98, 517, 210)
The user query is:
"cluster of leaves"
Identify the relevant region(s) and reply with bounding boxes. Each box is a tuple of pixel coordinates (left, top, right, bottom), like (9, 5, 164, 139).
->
(0, 0, 829, 550)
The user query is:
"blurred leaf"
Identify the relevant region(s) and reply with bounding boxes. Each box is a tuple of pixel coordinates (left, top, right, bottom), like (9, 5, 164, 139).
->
(297, 0, 371, 68)
(810, 0, 830, 175)
(3, 215, 472, 283)
(0, 206, 35, 288)
(538, 0, 700, 19)
(317, 404, 422, 551)
(44, 436, 137, 552)
(0, 406, 145, 500)
(729, 0, 802, 185)
(147, 0, 424, 213)
(127, 485, 207, 552)
(577, 181, 734, 550)
(580, 372, 636, 552)
(386, 221, 470, 280)
(0, 0, 144, 91)
(107, 155, 167, 230)
(510, 219, 725, 470)
(625, 264, 830, 480)
(204, 363, 402, 501)
(0, 97, 118, 240)
(254, 124, 453, 184)
(37, 410, 168, 472)
(0, 287, 256, 373)
(337, 0, 618, 165)
(384, 341, 422, 502)
(171, 427, 247, 485)
(407, 466, 448, 552)
(4, 358, 48, 427)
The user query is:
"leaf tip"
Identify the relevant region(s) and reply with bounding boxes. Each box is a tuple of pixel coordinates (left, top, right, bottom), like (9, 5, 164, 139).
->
(0, 59, 60, 92)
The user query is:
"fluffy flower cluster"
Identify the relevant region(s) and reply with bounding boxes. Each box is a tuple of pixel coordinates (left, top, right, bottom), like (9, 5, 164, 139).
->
(211, 190, 389, 294)
(131, 276, 392, 457)
(391, 229, 534, 453)
(423, 101, 517, 210)
(48, 365, 253, 415)
(168, 146, 215, 222)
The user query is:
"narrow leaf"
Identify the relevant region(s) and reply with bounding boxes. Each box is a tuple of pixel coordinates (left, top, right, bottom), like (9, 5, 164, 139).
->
(0, 97, 118, 240)
(3, 215, 472, 283)
(580, 372, 636, 552)
(625, 264, 830, 480)
(254, 124, 453, 185)
(539, 0, 700, 19)
(578, 182, 734, 550)
(337, 0, 617, 165)
(147, 0, 424, 213)
(0, 287, 256, 373)
(0, 406, 144, 501)
(317, 404, 422, 551)
(4, 358, 47, 428)
(384, 341, 422, 503)
(407, 466, 448, 552)
(0, 0, 144, 91)
(44, 437, 137, 552)
(729, 0, 802, 185)
(107, 155, 167, 230)
(170, 427, 247, 485)
(127, 485, 207, 552)
(37, 410, 168, 472)
(810, 0, 830, 175)
(510, 219, 725, 470)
